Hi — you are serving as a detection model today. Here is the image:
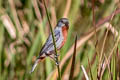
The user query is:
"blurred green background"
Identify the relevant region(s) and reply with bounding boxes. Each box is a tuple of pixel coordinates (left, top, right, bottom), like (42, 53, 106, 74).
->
(0, 0, 120, 80)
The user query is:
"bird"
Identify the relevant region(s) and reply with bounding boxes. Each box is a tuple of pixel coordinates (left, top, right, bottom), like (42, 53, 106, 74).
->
(30, 18, 69, 73)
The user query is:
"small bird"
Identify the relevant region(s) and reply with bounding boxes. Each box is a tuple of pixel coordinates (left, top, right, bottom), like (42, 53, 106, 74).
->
(30, 18, 69, 73)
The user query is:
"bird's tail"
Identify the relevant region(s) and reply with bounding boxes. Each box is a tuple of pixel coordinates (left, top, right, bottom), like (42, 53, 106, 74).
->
(30, 58, 41, 73)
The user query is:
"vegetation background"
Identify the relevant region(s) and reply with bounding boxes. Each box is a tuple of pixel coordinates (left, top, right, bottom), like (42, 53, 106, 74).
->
(0, 0, 120, 80)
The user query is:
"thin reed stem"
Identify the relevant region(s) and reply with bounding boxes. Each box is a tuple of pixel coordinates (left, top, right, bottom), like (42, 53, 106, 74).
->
(42, 0, 61, 80)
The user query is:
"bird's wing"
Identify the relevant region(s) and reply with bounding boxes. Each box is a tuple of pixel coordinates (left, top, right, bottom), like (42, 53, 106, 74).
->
(40, 27, 63, 55)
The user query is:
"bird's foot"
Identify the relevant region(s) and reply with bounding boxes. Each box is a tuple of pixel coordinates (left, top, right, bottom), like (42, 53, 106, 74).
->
(55, 61, 59, 66)
(54, 54, 59, 58)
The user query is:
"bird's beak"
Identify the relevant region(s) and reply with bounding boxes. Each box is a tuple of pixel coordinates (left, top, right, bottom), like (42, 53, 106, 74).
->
(65, 22, 69, 28)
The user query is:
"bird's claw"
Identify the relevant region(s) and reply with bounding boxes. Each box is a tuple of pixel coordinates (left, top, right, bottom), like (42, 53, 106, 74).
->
(53, 54, 60, 66)
(54, 54, 59, 58)
(55, 61, 59, 66)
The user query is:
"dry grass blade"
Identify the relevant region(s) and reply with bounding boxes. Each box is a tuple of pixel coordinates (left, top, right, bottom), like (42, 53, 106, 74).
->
(104, 54, 113, 80)
(92, 0, 97, 41)
(98, 11, 115, 79)
(8, 0, 24, 38)
(116, 48, 120, 79)
(100, 34, 120, 78)
(86, 53, 93, 80)
(51, 6, 57, 28)
(63, 0, 71, 18)
(17, 10, 29, 34)
(81, 65, 89, 80)
(69, 35, 77, 80)
(82, 52, 96, 80)
(32, 0, 42, 22)
(1, 14, 16, 39)
(99, 8, 116, 64)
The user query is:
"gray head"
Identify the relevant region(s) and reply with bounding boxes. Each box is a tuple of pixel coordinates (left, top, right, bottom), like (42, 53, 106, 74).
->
(57, 18, 69, 28)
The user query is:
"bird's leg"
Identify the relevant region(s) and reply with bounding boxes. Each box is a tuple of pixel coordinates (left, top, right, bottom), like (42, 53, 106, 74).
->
(48, 54, 59, 65)
(54, 54, 59, 58)
(55, 61, 59, 66)
(48, 54, 56, 61)
(54, 53, 60, 66)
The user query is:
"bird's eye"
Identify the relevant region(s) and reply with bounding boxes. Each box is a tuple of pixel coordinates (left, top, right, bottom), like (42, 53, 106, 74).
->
(61, 20, 64, 23)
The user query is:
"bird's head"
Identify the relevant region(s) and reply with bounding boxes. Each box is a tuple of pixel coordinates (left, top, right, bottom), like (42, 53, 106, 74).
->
(57, 18, 69, 28)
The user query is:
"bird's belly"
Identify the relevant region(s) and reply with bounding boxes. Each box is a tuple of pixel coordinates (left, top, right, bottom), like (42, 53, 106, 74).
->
(58, 26, 68, 49)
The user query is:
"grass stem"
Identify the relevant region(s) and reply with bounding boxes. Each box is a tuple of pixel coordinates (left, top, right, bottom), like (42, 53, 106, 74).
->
(42, 0, 61, 80)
